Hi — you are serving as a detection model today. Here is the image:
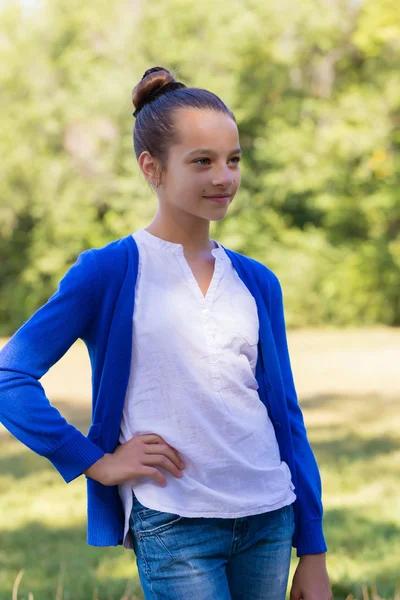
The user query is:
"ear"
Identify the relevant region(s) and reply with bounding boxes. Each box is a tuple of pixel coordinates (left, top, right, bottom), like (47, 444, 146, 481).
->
(138, 151, 162, 187)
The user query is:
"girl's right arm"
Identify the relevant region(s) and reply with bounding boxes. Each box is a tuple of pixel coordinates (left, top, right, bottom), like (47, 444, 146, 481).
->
(0, 249, 105, 483)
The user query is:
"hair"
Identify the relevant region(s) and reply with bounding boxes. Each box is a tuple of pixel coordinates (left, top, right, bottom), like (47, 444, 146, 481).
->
(131, 66, 236, 169)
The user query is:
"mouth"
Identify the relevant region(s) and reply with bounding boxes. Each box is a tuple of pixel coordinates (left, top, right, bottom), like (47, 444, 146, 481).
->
(204, 195, 231, 203)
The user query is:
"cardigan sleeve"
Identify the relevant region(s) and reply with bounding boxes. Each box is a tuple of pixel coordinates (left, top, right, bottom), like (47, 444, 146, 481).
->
(0, 250, 105, 483)
(269, 272, 328, 556)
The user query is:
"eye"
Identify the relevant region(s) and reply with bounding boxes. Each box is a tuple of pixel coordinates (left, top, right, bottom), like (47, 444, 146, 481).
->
(194, 156, 241, 166)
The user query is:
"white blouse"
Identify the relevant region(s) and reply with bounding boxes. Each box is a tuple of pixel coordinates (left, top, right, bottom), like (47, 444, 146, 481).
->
(118, 228, 296, 549)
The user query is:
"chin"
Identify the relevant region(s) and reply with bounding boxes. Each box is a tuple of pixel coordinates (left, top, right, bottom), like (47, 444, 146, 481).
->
(208, 213, 229, 222)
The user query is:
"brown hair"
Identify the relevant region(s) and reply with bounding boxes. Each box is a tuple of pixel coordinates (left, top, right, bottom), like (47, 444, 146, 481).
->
(132, 66, 236, 168)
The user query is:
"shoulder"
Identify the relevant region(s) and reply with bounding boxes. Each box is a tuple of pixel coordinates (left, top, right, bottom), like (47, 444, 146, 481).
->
(222, 246, 282, 304)
(62, 235, 133, 303)
(89, 234, 132, 262)
(86, 234, 133, 280)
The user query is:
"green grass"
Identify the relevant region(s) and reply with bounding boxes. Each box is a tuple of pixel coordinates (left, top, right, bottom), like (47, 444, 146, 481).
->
(1, 333, 400, 599)
(0, 435, 143, 600)
(298, 392, 400, 599)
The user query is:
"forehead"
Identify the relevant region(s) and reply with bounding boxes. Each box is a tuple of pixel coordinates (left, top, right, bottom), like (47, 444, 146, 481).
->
(172, 108, 239, 152)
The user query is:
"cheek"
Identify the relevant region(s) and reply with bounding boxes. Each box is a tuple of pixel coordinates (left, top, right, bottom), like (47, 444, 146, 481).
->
(186, 172, 210, 192)
(192, 170, 209, 183)
(171, 173, 206, 200)
(177, 169, 204, 185)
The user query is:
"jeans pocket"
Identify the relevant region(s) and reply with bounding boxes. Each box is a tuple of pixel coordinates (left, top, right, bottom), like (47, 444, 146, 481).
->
(131, 496, 183, 537)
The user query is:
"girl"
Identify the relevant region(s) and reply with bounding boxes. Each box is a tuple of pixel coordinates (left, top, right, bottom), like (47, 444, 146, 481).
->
(0, 66, 332, 600)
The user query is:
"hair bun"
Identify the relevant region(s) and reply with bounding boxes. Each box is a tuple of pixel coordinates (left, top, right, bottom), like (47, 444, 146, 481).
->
(132, 67, 186, 117)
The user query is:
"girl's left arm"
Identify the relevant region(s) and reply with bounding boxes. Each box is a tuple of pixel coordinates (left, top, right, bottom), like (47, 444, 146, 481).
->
(269, 273, 332, 599)
(269, 272, 327, 555)
(291, 553, 333, 600)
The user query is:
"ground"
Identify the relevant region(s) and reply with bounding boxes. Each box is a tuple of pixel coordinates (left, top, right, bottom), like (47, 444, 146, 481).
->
(0, 327, 399, 599)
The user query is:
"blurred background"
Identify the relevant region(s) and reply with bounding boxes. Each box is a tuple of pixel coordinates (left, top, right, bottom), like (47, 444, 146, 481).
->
(0, 0, 399, 598)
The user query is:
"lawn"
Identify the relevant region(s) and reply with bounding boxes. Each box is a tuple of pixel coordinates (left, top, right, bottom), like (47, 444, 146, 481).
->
(0, 328, 399, 600)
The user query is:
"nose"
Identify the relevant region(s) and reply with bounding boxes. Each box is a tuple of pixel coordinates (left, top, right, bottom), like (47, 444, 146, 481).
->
(212, 164, 234, 188)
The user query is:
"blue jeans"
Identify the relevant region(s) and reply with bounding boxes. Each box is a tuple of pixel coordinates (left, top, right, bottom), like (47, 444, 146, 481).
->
(129, 494, 295, 600)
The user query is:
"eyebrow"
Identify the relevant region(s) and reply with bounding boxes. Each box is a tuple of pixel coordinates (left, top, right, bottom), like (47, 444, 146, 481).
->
(186, 147, 242, 158)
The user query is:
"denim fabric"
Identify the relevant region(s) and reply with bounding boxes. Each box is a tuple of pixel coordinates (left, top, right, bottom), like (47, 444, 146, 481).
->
(129, 493, 295, 600)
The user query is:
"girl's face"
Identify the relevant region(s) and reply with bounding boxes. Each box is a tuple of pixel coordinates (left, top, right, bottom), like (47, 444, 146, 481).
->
(156, 108, 242, 222)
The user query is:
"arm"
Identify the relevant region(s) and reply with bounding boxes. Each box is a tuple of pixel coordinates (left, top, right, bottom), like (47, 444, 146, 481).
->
(0, 250, 105, 483)
(269, 272, 327, 556)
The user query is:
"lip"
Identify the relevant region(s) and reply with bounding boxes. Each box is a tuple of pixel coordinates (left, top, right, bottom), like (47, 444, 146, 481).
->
(204, 195, 231, 203)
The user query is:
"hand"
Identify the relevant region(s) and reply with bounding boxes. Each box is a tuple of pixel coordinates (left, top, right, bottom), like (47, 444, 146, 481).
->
(290, 553, 332, 600)
(84, 433, 186, 487)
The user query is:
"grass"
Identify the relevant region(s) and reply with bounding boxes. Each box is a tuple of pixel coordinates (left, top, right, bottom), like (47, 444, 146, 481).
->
(1, 328, 400, 599)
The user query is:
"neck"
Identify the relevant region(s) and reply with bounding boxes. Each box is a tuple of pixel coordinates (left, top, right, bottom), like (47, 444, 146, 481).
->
(145, 215, 216, 258)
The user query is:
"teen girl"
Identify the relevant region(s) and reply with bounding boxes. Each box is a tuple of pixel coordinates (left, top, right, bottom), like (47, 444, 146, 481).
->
(0, 66, 332, 600)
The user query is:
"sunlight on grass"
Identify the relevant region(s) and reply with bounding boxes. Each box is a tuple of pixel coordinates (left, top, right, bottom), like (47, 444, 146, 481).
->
(0, 469, 86, 529)
(300, 389, 400, 599)
(94, 553, 137, 581)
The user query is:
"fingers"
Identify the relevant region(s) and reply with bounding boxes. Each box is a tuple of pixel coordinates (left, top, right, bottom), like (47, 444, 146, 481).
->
(137, 434, 185, 468)
(140, 465, 168, 487)
(144, 442, 185, 470)
(143, 453, 185, 479)
(139, 433, 165, 444)
(131, 434, 186, 487)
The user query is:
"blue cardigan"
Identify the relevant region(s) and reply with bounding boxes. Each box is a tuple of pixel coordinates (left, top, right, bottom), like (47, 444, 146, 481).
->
(0, 234, 327, 556)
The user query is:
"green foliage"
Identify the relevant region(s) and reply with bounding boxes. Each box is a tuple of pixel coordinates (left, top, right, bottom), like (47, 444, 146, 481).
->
(1, 0, 400, 333)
